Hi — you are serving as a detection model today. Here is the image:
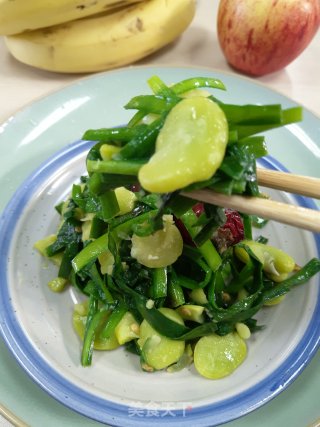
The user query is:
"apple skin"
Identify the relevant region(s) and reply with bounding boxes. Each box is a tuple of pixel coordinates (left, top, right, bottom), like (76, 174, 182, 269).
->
(217, 0, 320, 76)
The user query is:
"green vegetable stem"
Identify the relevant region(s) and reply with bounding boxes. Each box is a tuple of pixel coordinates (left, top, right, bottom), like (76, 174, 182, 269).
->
(34, 74, 319, 379)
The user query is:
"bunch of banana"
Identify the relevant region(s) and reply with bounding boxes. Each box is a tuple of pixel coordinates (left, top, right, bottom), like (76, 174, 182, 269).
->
(0, 0, 145, 35)
(1, 0, 196, 73)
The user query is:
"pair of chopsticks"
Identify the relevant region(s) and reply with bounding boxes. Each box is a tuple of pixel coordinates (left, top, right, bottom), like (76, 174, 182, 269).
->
(183, 169, 320, 233)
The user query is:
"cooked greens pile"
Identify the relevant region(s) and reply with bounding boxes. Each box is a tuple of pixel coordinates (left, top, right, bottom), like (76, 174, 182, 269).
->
(35, 76, 320, 379)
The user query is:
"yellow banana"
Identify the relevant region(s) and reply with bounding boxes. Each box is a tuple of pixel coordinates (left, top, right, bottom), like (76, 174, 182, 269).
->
(0, 0, 145, 36)
(5, 0, 195, 73)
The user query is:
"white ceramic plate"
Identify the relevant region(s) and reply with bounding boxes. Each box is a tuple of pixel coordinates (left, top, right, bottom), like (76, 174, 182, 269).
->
(0, 66, 319, 427)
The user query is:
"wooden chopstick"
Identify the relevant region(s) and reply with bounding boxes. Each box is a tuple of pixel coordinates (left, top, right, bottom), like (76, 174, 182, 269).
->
(257, 169, 320, 199)
(182, 190, 320, 233)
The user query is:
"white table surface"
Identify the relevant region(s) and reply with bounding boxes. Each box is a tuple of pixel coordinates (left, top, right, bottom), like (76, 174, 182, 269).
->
(1, 0, 320, 125)
(0, 1, 319, 426)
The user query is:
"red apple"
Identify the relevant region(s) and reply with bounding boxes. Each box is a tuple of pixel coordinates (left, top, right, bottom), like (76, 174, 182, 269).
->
(217, 0, 320, 76)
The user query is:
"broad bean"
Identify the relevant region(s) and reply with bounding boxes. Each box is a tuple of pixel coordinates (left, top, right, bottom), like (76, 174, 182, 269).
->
(235, 239, 295, 280)
(138, 97, 228, 193)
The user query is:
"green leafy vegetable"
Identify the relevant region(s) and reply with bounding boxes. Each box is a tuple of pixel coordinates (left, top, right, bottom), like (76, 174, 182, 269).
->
(34, 75, 319, 379)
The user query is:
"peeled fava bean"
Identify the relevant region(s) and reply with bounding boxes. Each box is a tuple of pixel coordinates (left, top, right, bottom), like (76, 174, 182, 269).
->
(138, 308, 185, 370)
(73, 302, 119, 351)
(235, 240, 295, 280)
(138, 96, 228, 193)
(131, 215, 183, 268)
(194, 332, 247, 379)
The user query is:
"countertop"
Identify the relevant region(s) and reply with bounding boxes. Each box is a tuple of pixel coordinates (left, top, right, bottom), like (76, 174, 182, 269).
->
(0, 1, 319, 426)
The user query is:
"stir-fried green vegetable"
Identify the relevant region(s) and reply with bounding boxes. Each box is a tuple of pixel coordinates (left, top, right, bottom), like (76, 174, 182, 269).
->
(35, 75, 319, 379)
